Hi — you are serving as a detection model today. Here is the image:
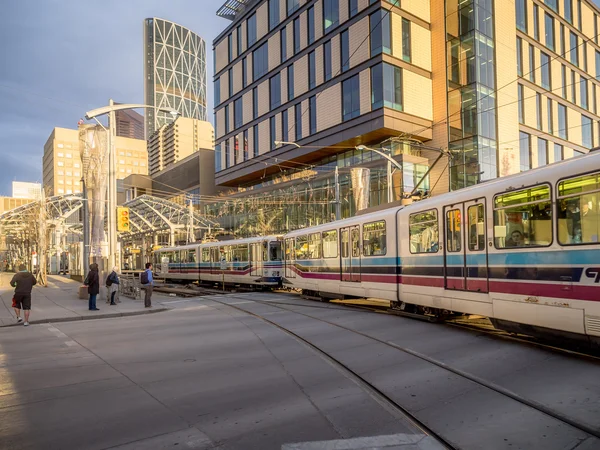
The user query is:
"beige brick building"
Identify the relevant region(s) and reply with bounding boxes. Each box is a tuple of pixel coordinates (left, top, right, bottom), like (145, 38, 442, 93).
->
(212, 0, 600, 197)
(42, 127, 148, 197)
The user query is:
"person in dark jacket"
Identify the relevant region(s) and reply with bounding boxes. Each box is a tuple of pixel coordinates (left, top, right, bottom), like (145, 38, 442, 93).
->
(106, 266, 120, 305)
(10, 264, 36, 326)
(86, 263, 100, 311)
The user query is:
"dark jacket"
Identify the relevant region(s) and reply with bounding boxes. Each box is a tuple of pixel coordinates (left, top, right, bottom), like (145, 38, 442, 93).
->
(87, 269, 100, 295)
(106, 271, 119, 286)
(10, 271, 37, 294)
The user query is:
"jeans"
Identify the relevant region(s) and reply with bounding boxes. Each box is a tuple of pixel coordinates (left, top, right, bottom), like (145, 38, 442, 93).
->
(110, 291, 117, 304)
(89, 293, 97, 310)
(144, 285, 153, 307)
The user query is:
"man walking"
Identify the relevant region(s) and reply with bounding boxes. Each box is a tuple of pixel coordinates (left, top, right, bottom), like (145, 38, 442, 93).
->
(140, 262, 154, 308)
(10, 264, 36, 326)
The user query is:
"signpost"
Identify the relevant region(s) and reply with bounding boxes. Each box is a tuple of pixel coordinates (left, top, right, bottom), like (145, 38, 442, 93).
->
(220, 257, 227, 292)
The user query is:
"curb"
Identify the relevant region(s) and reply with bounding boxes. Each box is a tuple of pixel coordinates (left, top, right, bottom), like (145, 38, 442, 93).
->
(0, 307, 170, 327)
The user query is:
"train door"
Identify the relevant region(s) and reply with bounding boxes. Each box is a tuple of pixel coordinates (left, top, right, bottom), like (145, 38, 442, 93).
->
(444, 201, 489, 292)
(285, 238, 295, 278)
(250, 243, 262, 277)
(210, 246, 220, 274)
(341, 226, 361, 282)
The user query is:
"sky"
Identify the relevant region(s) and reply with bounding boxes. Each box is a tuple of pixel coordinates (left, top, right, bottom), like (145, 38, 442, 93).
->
(0, 0, 229, 196)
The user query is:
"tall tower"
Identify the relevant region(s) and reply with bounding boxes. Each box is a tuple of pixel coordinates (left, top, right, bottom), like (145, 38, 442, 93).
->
(144, 18, 207, 139)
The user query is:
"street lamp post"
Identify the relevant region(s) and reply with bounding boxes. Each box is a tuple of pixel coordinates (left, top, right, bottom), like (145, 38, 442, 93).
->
(85, 101, 178, 270)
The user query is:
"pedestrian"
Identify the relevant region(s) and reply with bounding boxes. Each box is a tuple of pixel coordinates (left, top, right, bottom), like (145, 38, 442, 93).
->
(106, 266, 120, 305)
(140, 262, 154, 308)
(10, 264, 36, 326)
(85, 263, 100, 311)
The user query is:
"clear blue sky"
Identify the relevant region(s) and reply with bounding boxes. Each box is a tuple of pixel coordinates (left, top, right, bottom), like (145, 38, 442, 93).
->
(0, 0, 229, 196)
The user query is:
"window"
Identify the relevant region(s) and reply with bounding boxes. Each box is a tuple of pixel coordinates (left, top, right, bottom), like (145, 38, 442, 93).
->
(309, 233, 322, 259)
(547, 98, 553, 134)
(545, 0, 558, 11)
(565, 0, 573, 23)
(409, 210, 439, 253)
(581, 76, 588, 110)
(577, 0, 582, 31)
(594, 84, 597, 115)
(308, 51, 316, 89)
(446, 210, 462, 252)
(596, 14, 599, 45)
(243, 129, 249, 161)
(363, 221, 386, 256)
(253, 42, 269, 79)
(295, 103, 302, 140)
(228, 34, 233, 63)
(494, 185, 552, 248)
(538, 138, 548, 167)
(571, 70, 576, 103)
(224, 104, 230, 133)
(307, 6, 315, 45)
(558, 104, 568, 139)
(324, 40, 332, 81)
(536, 93, 542, 130)
(237, 25, 242, 55)
(560, 23, 565, 56)
(234, 98, 243, 129)
(322, 230, 338, 258)
(529, 44, 535, 83)
(293, 18, 300, 54)
(541, 52, 550, 89)
(370, 10, 391, 56)
(270, 116, 276, 150)
(282, 109, 289, 142)
(518, 84, 524, 123)
(287, 64, 294, 100)
(371, 63, 403, 111)
(402, 18, 411, 62)
(287, 0, 300, 15)
(468, 204, 486, 251)
(228, 68, 233, 97)
(517, 38, 523, 76)
(341, 30, 350, 72)
(342, 75, 360, 120)
(533, 4, 539, 40)
(269, 0, 280, 31)
(596, 51, 600, 80)
(201, 248, 210, 263)
(554, 143, 563, 162)
(295, 235, 308, 260)
(519, 132, 531, 171)
(558, 172, 600, 244)
(247, 13, 257, 46)
(270, 73, 281, 109)
(225, 139, 230, 168)
(323, 0, 339, 33)
(582, 115, 593, 149)
(57, 152, 64, 157)
(544, 14, 554, 51)
(516, 0, 527, 32)
(280, 29, 287, 63)
(349, 0, 358, 17)
(570, 32, 578, 66)
(584, 42, 588, 72)
(253, 87, 258, 119)
(253, 125, 259, 157)
(242, 57, 247, 88)
(309, 96, 317, 135)
(562, 64, 567, 98)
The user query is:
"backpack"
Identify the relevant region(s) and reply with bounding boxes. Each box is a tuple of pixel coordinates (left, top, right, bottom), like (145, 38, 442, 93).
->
(106, 273, 113, 287)
(140, 270, 149, 285)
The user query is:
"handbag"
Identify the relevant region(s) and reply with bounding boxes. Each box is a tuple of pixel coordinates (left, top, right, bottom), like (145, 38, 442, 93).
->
(11, 297, 17, 308)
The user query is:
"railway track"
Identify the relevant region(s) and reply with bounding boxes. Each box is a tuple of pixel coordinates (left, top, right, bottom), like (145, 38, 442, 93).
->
(205, 293, 600, 450)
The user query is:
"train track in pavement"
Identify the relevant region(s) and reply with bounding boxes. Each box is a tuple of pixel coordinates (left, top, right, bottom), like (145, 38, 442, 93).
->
(205, 293, 600, 449)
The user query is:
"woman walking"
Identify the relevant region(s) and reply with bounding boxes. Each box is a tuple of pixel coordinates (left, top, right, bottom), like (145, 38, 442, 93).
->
(106, 266, 120, 305)
(86, 263, 100, 311)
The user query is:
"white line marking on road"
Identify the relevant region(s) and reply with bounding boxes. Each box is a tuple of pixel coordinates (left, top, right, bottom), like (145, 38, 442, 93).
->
(64, 340, 78, 347)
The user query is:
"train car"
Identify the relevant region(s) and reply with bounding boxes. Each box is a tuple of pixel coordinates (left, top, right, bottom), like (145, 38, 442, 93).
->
(283, 152, 600, 345)
(153, 235, 283, 288)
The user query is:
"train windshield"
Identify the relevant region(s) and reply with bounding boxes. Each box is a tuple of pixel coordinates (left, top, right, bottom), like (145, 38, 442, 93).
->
(269, 241, 282, 261)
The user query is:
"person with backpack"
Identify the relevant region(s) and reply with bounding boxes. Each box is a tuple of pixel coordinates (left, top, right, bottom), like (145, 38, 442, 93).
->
(10, 264, 36, 326)
(106, 266, 120, 305)
(85, 263, 100, 311)
(140, 262, 154, 308)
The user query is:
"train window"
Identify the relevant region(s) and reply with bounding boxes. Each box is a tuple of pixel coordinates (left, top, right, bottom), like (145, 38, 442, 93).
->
(269, 241, 282, 260)
(180, 251, 188, 263)
(322, 230, 338, 258)
(494, 184, 552, 248)
(409, 209, 439, 253)
(446, 210, 461, 252)
(201, 248, 210, 262)
(285, 238, 294, 260)
(309, 233, 322, 259)
(351, 228, 361, 257)
(468, 204, 485, 251)
(221, 246, 232, 262)
(188, 250, 196, 263)
(232, 244, 249, 262)
(363, 221, 386, 256)
(341, 229, 349, 258)
(558, 172, 600, 245)
(296, 235, 308, 260)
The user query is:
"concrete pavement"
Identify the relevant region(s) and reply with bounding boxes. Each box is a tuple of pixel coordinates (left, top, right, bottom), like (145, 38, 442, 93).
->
(0, 273, 169, 327)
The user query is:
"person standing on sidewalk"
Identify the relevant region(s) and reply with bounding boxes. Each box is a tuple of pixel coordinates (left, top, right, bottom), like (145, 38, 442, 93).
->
(10, 264, 36, 326)
(140, 262, 154, 308)
(86, 263, 100, 311)
(106, 266, 120, 305)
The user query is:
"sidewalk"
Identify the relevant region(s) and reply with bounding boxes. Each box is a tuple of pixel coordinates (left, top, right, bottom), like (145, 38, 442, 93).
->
(0, 273, 170, 327)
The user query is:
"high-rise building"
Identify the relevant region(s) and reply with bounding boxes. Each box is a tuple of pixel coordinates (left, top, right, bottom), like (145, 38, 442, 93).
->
(213, 0, 600, 198)
(42, 127, 149, 197)
(114, 108, 144, 140)
(12, 182, 42, 200)
(147, 117, 214, 175)
(144, 18, 207, 139)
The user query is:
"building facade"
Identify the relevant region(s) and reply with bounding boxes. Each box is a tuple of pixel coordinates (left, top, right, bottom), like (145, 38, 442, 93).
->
(147, 117, 214, 175)
(144, 18, 208, 138)
(114, 108, 144, 140)
(12, 182, 41, 200)
(42, 127, 149, 197)
(212, 0, 600, 204)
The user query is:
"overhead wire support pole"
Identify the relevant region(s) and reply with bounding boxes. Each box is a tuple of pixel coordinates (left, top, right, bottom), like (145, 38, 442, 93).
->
(334, 166, 341, 221)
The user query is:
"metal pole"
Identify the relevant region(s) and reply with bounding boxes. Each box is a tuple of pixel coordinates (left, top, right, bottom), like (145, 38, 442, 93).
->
(410, 152, 446, 196)
(387, 161, 393, 204)
(107, 99, 117, 270)
(334, 166, 341, 221)
(82, 179, 90, 278)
